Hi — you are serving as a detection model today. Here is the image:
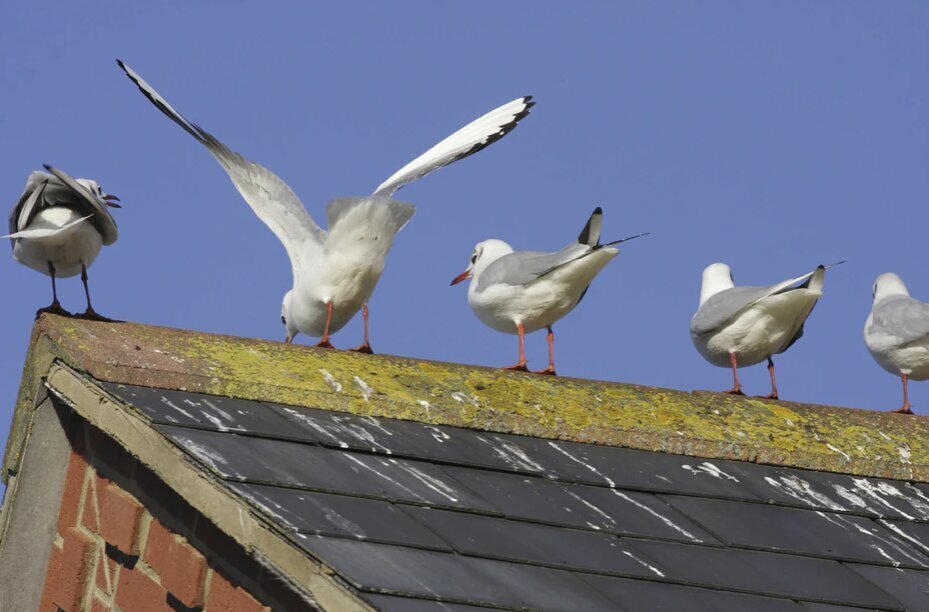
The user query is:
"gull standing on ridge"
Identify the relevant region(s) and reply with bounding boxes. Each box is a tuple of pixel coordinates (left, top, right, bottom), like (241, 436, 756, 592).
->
(5, 165, 121, 320)
(864, 272, 929, 415)
(117, 60, 532, 353)
(451, 208, 647, 374)
(690, 262, 841, 399)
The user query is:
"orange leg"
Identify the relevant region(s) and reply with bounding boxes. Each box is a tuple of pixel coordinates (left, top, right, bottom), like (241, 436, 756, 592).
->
(893, 374, 914, 414)
(349, 303, 374, 354)
(314, 301, 335, 349)
(533, 326, 557, 376)
(754, 357, 778, 400)
(503, 322, 529, 372)
(722, 352, 744, 395)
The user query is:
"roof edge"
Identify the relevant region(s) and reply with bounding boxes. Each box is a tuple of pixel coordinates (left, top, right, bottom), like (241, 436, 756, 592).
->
(6, 314, 929, 483)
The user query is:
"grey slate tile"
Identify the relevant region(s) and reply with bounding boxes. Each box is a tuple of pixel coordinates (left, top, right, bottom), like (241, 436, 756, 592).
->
(489, 435, 763, 501)
(845, 564, 929, 611)
(628, 538, 900, 608)
(562, 483, 718, 544)
(362, 594, 498, 611)
(159, 426, 495, 509)
(103, 383, 313, 440)
(442, 465, 714, 543)
(800, 605, 884, 612)
(730, 464, 929, 522)
(665, 496, 929, 569)
(878, 519, 929, 556)
(268, 404, 547, 474)
(578, 574, 803, 612)
(298, 536, 618, 611)
(230, 484, 449, 550)
(401, 505, 665, 578)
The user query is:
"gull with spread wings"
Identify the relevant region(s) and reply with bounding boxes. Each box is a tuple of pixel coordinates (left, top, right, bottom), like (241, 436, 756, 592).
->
(118, 60, 532, 352)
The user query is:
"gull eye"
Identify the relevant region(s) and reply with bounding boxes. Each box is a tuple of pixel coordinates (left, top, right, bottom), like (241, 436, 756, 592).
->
(281, 315, 285, 325)
(470, 253, 477, 264)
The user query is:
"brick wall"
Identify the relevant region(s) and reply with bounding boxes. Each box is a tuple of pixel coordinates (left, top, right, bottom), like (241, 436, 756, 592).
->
(37, 418, 299, 611)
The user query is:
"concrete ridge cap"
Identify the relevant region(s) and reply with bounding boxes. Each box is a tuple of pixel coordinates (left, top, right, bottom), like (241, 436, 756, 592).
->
(15, 313, 929, 482)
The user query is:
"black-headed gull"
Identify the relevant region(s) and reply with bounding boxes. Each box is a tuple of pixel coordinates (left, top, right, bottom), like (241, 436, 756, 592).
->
(864, 272, 929, 415)
(117, 60, 532, 353)
(5, 166, 121, 320)
(691, 262, 841, 399)
(451, 208, 647, 375)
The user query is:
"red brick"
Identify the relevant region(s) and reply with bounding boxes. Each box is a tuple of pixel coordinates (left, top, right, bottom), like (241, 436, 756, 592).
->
(98, 481, 143, 554)
(86, 424, 135, 483)
(143, 518, 207, 607)
(207, 572, 270, 612)
(90, 594, 111, 612)
(114, 568, 170, 612)
(41, 527, 96, 610)
(81, 474, 101, 534)
(57, 449, 90, 531)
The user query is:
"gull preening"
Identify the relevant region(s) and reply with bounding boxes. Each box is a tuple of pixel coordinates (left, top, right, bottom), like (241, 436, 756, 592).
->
(452, 207, 647, 374)
(117, 59, 532, 353)
(5, 166, 121, 319)
(690, 262, 841, 399)
(864, 272, 929, 415)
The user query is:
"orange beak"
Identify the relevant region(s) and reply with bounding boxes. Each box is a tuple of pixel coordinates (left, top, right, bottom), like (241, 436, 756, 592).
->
(450, 270, 471, 286)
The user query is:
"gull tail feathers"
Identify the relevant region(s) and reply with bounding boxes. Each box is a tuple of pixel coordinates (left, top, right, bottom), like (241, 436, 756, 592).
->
(2, 215, 93, 239)
(372, 96, 534, 198)
(577, 207, 603, 246)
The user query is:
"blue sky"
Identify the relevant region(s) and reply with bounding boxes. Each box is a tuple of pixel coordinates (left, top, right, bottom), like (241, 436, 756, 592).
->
(2, 1, 929, 469)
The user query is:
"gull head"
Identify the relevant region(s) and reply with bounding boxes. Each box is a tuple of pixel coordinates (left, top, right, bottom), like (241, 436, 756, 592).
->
(872, 272, 909, 304)
(77, 178, 122, 208)
(281, 290, 299, 342)
(700, 262, 735, 305)
(451, 239, 514, 286)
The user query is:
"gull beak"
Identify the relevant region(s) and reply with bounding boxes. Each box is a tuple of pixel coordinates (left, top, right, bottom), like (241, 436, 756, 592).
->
(103, 194, 122, 208)
(450, 270, 471, 286)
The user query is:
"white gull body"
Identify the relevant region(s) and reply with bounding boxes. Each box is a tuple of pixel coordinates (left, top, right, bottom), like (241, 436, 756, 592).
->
(5, 166, 120, 317)
(118, 60, 532, 351)
(454, 208, 645, 373)
(864, 272, 929, 414)
(690, 262, 833, 397)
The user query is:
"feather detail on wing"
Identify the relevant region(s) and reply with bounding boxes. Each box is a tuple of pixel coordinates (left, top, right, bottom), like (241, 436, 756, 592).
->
(2, 214, 92, 239)
(372, 96, 534, 198)
(690, 268, 823, 338)
(871, 296, 929, 349)
(42, 166, 119, 245)
(117, 60, 324, 276)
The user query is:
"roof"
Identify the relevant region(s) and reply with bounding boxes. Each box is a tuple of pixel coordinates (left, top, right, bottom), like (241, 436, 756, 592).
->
(5, 315, 929, 610)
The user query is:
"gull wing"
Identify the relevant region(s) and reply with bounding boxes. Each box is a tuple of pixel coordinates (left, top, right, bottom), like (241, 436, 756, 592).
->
(3, 214, 92, 239)
(691, 267, 822, 338)
(372, 96, 534, 198)
(43, 166, 119, 245)
(9, 172, 50, 238)
(475, 243, 593, 292)
(118, 60, 324, 276)
(871, 296, 929, 349)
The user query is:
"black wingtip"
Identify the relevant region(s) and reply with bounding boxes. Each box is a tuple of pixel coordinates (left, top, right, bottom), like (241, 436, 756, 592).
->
(592, 206, 603, 215)
(42, 164, 53, 172)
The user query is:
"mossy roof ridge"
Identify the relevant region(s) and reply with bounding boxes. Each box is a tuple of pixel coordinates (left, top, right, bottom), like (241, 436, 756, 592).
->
(13, 314, 929, 482)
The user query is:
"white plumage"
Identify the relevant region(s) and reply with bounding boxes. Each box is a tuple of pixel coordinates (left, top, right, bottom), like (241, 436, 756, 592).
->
(452, 208, 646, 374)
(864, 272, 929, 414)
(690, 262, 837, 399)
(118, 60, 532, 352)
(5, 166, 121, 319)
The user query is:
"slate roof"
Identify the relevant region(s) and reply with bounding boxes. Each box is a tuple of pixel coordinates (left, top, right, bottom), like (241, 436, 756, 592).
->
(93, 380, 929, 611)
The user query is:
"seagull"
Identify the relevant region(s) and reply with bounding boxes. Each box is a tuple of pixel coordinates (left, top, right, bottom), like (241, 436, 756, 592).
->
(5, 165, 121, 320)
(117, 60, 532, 353)
(690, 262, 841, 399)
(864, 272, 929, 415)
(451, 207, 647, 375)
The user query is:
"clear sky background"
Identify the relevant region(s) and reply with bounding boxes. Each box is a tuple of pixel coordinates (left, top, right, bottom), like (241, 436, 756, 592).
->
(2, 1, 928, 474)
